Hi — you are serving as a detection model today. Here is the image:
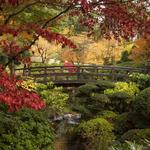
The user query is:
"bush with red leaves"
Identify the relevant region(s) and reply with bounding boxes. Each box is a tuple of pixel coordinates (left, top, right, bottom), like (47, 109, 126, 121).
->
(0, 68, 45, 112)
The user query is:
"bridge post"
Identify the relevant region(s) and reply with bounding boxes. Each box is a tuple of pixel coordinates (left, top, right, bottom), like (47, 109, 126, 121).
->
(76, 66, 81, 81)
(146, 61, 150, 73)
(27, 67, 31, 76)
(44, 66, 48, 83)
(111, 66, 115, 81)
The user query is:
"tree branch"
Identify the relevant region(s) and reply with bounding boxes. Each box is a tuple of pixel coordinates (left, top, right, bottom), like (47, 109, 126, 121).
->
(4, 1, 40, 24)
(42, 4, 73, 28)
(4, 4, 74, 69)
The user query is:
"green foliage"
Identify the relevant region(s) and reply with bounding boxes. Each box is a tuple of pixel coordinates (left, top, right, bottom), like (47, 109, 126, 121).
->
(115, 113, 135, 135)
(96, 110, 118, 123)
(75, 83, 100, 97)
(109, 140, 150, 150)
(133, 87, 150, 120)
(108, 92, 133, 113)
(121, 129, 150, 144)
(0, 54, 9, 64)
(15, 5, 60, 25)
(75, 80, 114, 97)
(129, 73, 150, 89)
(73, 93, 110, 119)
(104, 82, 139, 96)
(96, 80, 115, 91)
(77, 118, 115, 150)
(36, 82, 69, 115)
(118, 50, 131, 63)
(115, 112, 150, 136)
(0, 109, 54, 150)
(90, 93, 110, 113)
(73, 81, 114, 118)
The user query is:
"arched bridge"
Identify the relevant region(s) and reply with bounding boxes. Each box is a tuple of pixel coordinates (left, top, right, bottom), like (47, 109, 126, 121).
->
(15, 65, 148, 87)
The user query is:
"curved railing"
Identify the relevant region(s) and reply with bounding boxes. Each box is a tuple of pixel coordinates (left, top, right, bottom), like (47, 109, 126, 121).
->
(15, 65, 148, 86)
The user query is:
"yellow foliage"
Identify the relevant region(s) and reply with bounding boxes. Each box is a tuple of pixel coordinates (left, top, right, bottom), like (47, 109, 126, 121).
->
(31, 31, 124, 64)
(17, 78, 37, 92)
(20, 31, 33, 40)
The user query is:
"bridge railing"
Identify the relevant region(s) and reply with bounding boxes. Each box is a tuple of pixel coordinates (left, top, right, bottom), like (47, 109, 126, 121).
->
(15, 65, 148, 84)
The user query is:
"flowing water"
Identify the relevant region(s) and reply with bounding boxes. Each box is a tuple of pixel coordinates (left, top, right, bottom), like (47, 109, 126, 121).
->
(53, 114, 81, 150)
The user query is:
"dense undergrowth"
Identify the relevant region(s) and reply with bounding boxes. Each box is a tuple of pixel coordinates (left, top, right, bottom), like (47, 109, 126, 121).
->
(1, 73, 150, 150)
(68, 73, 150, 150)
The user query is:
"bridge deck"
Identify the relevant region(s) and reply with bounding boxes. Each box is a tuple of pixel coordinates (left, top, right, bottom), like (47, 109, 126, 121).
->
(15, 65, 148, 86)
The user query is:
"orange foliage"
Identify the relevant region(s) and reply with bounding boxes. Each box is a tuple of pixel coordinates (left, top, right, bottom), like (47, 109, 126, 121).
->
(130, 37, 150, 62)
(60, 49, 85, 63)
(20, 31, 33, 40)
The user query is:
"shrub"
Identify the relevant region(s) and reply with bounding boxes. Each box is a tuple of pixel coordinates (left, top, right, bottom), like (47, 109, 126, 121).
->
(73, 94, 110, 119)
(75, 81, 114, 97)
(73, 81, 113, 119)
(77, 118, 115, 150)
(133, 87, 150, 120)
(109, 140, 150, 150)
(119, 50, 131, 63)
(129, 73, 150, 89)
(18, 77, 37, 92)
(108, 92, 133, 113)
(75, 83, 100, 97)
(0, 109, 54, 150)
(71, 99, 93, 118)
(120, 129, 150, 144)
(114, 113, 135, 135)
(115, 112, 150, 136)
(0, 69, 45, 112)
(95, 80, 115, 91)
(36, 82, 69, 116)
(90, 93, 110, 110)
(104, 82, 139, 96)
(96, 110, 118, 123)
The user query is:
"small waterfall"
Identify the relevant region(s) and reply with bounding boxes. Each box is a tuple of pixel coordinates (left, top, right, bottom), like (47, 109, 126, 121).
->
(52, 113, 81, 150)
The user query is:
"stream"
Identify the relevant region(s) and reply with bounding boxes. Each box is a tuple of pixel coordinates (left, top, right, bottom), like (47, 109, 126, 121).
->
(50, 113, 81, 150)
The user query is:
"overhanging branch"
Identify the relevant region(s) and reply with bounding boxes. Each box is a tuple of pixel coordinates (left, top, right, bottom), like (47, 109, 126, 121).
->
(4, 4, 74, 69)
(4, 1, 40, 24)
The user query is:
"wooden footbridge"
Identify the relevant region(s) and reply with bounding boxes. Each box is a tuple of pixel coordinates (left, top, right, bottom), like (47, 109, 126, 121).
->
(15, 65, 148, 86)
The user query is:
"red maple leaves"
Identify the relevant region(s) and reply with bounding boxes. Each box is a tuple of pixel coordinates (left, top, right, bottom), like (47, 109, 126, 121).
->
(0, 25, 18, 36)
(0, 68, 45, 112)
(1, 40, 22, 56)
(31, 24, 77, 49)
(72, 0, 150, 40)
(0, 0, 19, 5)
(0, 21, 76, 112)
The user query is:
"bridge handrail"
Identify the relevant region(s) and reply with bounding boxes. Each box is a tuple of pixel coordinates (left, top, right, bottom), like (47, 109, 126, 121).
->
(15, 65, 147, 71)
(14, 65, 149, 85)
